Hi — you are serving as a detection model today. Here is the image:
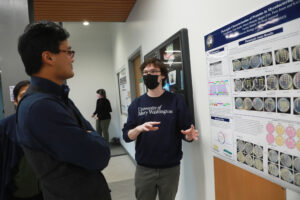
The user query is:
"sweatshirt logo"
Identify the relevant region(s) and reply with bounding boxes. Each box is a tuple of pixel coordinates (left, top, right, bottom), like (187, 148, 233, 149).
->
(138, 105, 173, 116)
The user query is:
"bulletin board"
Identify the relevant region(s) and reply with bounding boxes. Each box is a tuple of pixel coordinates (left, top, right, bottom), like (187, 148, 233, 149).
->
(117, 67, 131, 115)
(205, 0, 300, 192)
(144, 29, 195, 123)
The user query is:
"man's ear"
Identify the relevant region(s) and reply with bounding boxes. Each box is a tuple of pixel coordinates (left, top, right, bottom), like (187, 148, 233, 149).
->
(13, 100, 18, 107)
(41, 51, 55, 65)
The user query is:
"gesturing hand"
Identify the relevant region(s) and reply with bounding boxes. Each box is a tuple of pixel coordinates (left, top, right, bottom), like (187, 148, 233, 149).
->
(128, 121, 161, 140)
(137, 121, 161, 133)
(181, 124, 199, 141)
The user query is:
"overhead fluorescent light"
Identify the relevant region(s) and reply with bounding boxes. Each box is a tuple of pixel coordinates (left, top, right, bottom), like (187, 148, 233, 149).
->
(83, 21, 90, 26)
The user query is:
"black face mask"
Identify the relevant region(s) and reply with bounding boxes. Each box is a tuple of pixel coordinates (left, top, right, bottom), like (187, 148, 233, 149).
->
(143, 74, 159, 89)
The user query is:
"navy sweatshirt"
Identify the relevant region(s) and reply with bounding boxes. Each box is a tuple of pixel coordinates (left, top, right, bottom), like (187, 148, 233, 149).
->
(122, 91, 192, 168)
(16, 76, 111, 200)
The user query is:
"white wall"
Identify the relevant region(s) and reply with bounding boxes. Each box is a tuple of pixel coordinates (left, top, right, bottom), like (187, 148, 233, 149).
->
(63, 22, 121, 141)
(111, 0, 300, 199)
(0, 0, 29, 116)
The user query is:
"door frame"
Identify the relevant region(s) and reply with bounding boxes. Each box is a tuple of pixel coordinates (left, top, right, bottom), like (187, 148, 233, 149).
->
(128, 46, 142, 100)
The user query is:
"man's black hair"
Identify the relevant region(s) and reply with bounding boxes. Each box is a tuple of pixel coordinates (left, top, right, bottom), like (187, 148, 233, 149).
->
(13, 80, 30, 101)
(18, 21, 70, 75)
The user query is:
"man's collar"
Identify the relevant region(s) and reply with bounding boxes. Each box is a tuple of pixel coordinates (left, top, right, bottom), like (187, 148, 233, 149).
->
(30, 76, 69, 98)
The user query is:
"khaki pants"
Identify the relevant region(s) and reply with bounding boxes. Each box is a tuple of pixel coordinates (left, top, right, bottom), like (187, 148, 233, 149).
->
(135, 165, 180, 200)
(96, 119, 110, 142)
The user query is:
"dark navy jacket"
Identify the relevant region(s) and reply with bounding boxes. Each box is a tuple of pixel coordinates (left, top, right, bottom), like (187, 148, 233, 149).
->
(122, 91, 192, 168)
(16, 76, 111, 200)
(0, 114, 40, 200)
(0, 114, 22, 200)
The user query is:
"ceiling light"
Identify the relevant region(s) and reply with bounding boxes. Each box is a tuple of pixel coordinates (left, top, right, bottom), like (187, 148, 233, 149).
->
(83, 21, 90, 26)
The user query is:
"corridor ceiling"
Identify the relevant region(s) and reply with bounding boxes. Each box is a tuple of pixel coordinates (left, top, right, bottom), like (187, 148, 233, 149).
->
(32, 0, 137, 22)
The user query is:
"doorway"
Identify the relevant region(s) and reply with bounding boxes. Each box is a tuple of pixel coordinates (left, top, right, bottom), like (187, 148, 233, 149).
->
(128, 48, 145, 99)
(133, 55, 144, 98)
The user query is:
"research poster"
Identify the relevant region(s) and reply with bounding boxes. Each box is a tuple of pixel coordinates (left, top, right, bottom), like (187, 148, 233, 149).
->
(118, 68, 131, 115)
(205, 0, 300, 192)
(9, 86, 15, 102)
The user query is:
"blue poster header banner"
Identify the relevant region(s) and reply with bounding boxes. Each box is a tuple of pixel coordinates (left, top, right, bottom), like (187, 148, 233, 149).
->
(209, 47, 225, 54)
(204, 0, 300, 51)
(211, 116, 230, 122)
(239, 27, 283, 45)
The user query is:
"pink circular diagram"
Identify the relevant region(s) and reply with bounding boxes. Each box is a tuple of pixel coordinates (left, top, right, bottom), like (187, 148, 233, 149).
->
(266, 123, 275, 134)
(266, 133, 275, 144)
(286, 126, 296, 138)
(286, 138, 296, 149)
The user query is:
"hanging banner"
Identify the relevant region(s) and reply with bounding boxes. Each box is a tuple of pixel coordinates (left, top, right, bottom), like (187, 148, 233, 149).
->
(205, 0, 300, 192)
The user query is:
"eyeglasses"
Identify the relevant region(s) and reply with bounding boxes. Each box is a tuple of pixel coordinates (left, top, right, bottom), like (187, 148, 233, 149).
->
(142, 70, 161, 75)
(59, 50, 75, 58)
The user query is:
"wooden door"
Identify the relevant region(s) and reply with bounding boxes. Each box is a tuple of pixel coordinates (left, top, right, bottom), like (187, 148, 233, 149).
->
(214, 157, 286, 200)
(133, 55, 143, 97)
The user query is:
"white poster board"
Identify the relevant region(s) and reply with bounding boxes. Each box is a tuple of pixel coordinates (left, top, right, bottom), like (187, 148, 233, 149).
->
(205, 0, 300, 192)
(118, 68, 131, 115)
(9, 86, 15, 102)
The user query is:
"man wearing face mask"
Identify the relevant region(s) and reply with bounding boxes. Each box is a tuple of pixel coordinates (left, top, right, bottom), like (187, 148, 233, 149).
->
(122, 58, 198, 200)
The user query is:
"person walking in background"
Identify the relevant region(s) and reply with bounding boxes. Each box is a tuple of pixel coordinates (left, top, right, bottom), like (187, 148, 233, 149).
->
(122, 58, 198, 200)
(92, 89, 112, 142)
(16, 21, 111, 200)
(0, 80, 43, 200)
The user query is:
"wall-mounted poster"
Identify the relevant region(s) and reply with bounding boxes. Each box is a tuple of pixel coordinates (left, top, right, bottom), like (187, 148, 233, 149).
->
(168, 70, 176, 86)
(144, 29, 194, 123)
(117, 68, 131, 115)
(9, 86, 15, 102)
(204, 0, 300, 192)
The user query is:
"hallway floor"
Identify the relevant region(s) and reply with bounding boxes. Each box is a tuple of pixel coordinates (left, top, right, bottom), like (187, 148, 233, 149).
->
(103, 152, 136, 200)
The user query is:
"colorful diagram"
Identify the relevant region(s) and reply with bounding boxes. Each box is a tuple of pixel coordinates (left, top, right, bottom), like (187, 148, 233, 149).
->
(209, 80, 229, 95)
(265, 123, 300, 151)
(209, 102, 231, 107)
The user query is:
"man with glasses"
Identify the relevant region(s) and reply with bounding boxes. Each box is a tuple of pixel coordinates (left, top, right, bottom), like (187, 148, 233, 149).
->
(123, 58, 198, 200)
(16, 21, 111, 200)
